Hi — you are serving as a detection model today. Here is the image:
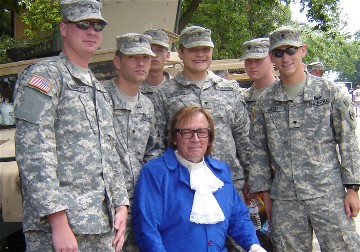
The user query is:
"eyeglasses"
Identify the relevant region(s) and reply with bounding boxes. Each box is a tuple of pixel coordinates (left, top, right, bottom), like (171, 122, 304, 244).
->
(67, 20, 106, 32)
(176, 128, 210, 139)
(271, 46, 300, 58)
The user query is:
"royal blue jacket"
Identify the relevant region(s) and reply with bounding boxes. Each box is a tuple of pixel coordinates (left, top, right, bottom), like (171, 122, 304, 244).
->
(132, 148, 259, 252)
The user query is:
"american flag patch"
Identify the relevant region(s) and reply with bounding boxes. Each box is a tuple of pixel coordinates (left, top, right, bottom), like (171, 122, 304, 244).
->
(28, 75, 52, 93)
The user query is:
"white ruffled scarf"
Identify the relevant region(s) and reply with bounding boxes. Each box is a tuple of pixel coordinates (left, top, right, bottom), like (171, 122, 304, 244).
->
(175, 151, 225, 224)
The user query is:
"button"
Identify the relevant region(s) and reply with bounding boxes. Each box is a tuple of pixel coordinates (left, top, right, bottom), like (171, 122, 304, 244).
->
(208, 240, 213, 246)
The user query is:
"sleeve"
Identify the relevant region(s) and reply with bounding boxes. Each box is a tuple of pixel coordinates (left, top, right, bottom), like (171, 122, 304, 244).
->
(227, 167, 260, 251)
(248, 104, 273, 193)
(233, 91, 251, 185)
(144, 104, 163, 163)
(132, 163, 167, 252)
(332, 89, 360, 184)
(152, 89, 168, 151)
(14, 63, 68, 218)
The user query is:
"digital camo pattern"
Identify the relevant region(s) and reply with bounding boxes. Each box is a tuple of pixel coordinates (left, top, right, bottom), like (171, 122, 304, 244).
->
(269, 26, 303, 51)
(241, 38, 270, 60)
(271, 196, 360, 251)
(243, 79, 278, 119)
(140, 71, 172, 103)
(60, 0, 107, 23)
(249, 73, 360, 199)
(179, 25, 214, 48)
(14, 53, 129, 234)
(103, 79, 162, 252)
(143, 29, 170, 48)
(25, 230, 115, 251)
(152, 70, 250, 192)
(103, 78, 162, 199)
(116, 33, 155, 57)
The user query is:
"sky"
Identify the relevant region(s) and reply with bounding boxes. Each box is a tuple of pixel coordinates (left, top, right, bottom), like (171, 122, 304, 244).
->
(291, 0, 359, 34)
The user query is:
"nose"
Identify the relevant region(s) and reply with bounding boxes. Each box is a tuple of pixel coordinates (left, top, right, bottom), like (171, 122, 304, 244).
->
(190, 132, 200, 141)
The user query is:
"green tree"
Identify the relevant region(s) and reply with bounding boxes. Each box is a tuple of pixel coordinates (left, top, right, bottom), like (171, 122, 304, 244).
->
(180, 0, 292, 59)
(20, 0, 61, 37)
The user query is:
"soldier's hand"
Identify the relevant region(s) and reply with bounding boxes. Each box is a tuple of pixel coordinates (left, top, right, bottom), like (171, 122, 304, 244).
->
(344, 189, 360, 217)
(48, 211, 78, 252)
(113, 205, 128, 252)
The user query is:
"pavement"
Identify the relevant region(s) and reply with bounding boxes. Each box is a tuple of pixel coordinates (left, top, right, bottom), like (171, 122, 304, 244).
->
(312, 115, 360, 251)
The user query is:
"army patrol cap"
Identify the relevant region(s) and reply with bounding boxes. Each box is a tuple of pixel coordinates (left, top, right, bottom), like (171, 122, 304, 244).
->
(307, 61, 324, 71)
(179, 26, 214, 48)
(116, 33, 156, 57)
(269, 26, 303, 51)
(143, 29, 170, 48)
(60, 0, 107, 24)
(241, 38, 270, 60)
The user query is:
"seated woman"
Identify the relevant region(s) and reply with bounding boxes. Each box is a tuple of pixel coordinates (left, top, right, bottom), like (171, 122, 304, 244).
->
(132, 105, 265, 252)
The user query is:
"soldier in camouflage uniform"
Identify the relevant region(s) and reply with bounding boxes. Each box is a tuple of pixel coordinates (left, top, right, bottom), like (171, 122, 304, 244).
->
(152, 25, 250, 252)
(242, 38, 277, 117)
(242, 37, 277, 252)
(13, 1, 129, 251)
(102, 33, 162, 252)
(152, 25, 250, 194)
(306, 61, 325, 77)
(140, 29, 172, 103)
(249, 26, 360, 252)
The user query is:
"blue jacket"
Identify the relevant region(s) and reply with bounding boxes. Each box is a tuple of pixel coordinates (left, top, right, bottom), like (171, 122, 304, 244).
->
(133, 148, 259, 252)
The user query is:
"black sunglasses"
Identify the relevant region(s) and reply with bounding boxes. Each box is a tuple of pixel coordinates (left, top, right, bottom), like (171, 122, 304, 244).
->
(68, 20, 106, 32)
(271, 46, 300, 58)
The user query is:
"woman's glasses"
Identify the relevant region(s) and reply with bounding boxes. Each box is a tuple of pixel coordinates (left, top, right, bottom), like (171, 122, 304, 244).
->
(271, 46, 300, 58)
(176, 128, 210, 139)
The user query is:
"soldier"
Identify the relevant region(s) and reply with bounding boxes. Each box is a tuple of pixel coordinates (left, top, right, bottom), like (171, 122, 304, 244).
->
(241, 37, 277, 252)
(140, 29, 172, 102)
(307, 61, 325, 77)
(13, 1, 129, 251)
(152, 25, 250, 251)
(242, 38, 277, 118)
(102, 33, 162, 251)
(152, 25, 250, 195)
(249, 26, 360, 251)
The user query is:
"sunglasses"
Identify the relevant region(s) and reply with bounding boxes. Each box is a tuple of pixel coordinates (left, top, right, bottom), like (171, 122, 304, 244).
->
(271, 46, 300, 58)
(68, 20, 106, 32)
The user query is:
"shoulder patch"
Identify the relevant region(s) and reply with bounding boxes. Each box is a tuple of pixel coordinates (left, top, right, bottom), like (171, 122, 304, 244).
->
(28, 75, 53, 93)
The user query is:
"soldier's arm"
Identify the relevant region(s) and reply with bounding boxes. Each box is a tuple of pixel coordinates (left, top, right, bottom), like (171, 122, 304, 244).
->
(14, 63, 69, 218)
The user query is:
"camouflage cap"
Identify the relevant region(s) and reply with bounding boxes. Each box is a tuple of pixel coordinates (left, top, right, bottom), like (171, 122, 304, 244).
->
(307, 61, 324, 71)
(116, 33, 156, 57)
(241, 38, 270, 60)
(179, 26, 214, 48)
(269, 26, 303, 51)
(143, 29, 170, 48)
(60, 0, 107, 24)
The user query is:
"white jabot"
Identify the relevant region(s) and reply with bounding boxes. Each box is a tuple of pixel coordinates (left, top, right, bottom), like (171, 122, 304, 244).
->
(174, 150, 225, 224)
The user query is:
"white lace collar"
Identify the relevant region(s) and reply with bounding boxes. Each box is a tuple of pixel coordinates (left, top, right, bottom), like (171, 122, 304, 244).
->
(174, 150, 225, 224)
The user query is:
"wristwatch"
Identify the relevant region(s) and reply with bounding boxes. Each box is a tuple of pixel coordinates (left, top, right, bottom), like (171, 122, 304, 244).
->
(345, 184, 360, 191)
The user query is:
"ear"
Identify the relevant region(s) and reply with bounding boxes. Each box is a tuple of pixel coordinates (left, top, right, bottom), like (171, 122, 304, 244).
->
(59, 22, 67, 37)
(165, 51, 170, 60)
(300, 45, 307, 58)
(113, 55, 121, 70)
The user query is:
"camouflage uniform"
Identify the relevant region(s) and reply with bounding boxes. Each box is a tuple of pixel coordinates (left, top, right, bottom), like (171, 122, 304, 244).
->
(140, 71, 172, 103)
(103, 78, 161, 196)
(249, 74, 360, 251)
(105, 33, 160, 252)
(152, 70, 250, 192)
(14, 52, 129, 247)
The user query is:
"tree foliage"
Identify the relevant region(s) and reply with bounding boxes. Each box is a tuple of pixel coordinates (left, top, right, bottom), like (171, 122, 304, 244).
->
(20, 0, 61, 37)
(180, 0, 291, 59)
